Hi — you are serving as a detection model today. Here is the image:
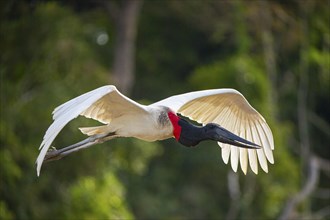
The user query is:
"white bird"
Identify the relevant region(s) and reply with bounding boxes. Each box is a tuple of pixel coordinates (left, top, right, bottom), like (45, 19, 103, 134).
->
(36, 85, 274, 176)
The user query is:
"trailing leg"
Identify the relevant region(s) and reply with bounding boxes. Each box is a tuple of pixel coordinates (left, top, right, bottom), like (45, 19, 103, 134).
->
(44, 132, 116, 162)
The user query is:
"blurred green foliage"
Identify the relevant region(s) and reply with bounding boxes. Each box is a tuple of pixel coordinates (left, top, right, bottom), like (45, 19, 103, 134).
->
(64, 172, 133, 220)
(1, 1, 329, 220)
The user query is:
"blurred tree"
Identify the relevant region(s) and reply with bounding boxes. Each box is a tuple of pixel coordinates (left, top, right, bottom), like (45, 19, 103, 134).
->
(0, 2, 134, 219)
(0, 0, 329, 220)
(103, 0, 143, 95)
(130, 1, 328, 219)
(64, 172, 133, 220)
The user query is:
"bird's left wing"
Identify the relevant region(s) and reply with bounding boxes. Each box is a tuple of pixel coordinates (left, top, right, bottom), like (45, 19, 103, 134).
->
(36, 85, 147, 176)
(151, 89, 274, 174)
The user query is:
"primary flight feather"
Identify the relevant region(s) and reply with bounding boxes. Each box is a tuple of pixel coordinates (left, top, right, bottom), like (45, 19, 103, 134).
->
(36, 85, 274, 176)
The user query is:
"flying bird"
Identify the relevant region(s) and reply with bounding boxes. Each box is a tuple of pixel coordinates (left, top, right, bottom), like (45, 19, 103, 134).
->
(36, 85, 274, 176)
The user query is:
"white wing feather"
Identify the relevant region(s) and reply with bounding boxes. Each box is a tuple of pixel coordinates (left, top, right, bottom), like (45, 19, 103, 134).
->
(36, 85, 146, 176)
(152, 88, 274, 174)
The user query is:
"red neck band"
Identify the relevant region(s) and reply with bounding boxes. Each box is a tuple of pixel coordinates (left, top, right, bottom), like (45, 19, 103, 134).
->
(167, 111, 181, 140)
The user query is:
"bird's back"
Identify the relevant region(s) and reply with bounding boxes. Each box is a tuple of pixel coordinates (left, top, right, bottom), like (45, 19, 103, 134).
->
(113, 106, 173, 141)
(80, 105, 173, 142)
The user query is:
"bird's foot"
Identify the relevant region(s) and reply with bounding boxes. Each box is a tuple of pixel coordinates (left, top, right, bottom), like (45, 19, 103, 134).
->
(48, 146, 57, 152)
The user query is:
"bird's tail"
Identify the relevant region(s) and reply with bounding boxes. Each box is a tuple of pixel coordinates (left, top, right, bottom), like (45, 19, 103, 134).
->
(79, 125, 109, 136)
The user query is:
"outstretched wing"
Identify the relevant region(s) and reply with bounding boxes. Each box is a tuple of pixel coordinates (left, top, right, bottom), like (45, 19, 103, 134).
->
(36, 85, 147, 176)
(151, 89, 274, 174)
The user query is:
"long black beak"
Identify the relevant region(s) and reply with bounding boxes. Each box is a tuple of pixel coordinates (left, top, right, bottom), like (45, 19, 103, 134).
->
(211, 125, 261, 149)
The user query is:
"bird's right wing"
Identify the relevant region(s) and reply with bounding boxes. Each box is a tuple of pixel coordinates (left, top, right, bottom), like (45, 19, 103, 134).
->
(36, 85, 147, 176)
(151, 88, 274, 175)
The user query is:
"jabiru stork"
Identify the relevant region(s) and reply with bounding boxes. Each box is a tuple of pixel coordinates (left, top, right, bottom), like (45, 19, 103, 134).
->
(36, 85, 274, 176)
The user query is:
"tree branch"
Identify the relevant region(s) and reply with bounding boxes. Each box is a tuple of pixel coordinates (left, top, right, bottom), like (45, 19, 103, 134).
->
(226, 171, 240, 220)
(279, 155, 320, 220)
(308, 111, 330, 137)
(111, 0, 143, 95)
(259, 0, 278, 118)
(101, 0, 119, 21)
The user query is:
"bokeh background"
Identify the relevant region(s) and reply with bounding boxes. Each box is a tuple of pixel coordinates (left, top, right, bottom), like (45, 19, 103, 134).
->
(1, 0, 329, 219)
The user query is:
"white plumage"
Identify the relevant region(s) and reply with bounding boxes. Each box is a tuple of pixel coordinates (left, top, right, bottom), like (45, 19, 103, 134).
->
(36, 85, 274, 176)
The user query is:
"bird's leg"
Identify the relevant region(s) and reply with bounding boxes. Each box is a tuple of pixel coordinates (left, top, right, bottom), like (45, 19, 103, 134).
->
(44, 132, 116, 163)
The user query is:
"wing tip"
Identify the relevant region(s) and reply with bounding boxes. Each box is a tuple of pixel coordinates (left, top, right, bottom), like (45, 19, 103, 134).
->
(36, 160, 42, 177)
(219, 143, 230, 164)
(37, 85, 117, 177)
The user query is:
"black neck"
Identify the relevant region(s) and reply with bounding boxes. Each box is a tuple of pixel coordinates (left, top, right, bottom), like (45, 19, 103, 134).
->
(177, 119, 207, 147)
